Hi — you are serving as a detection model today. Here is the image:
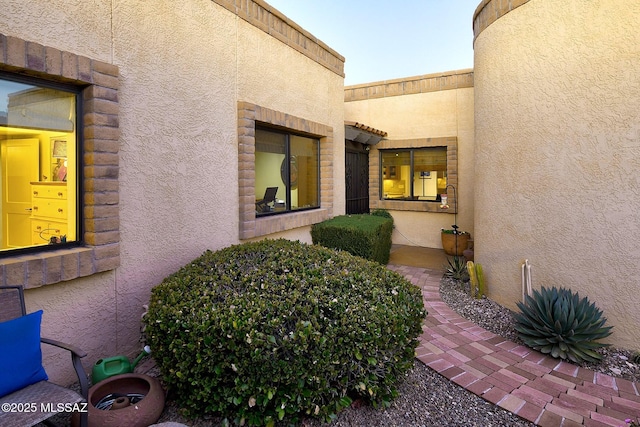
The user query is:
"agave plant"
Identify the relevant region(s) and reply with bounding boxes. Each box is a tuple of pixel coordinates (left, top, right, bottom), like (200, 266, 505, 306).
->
(443, 256, 469, 282)
(514, 286, 612, 363)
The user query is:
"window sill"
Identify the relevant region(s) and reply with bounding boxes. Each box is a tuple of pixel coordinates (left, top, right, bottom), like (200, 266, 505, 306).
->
(250, 208, 330, 239)
(0, 245, 119, 289)
(377, 199, 455, 213)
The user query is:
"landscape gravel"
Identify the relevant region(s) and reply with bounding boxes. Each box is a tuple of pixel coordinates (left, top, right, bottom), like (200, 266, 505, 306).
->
(153, 275, 639, 426)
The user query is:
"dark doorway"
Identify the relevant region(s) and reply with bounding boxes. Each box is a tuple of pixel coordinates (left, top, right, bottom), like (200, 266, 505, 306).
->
(345, 141, 369, 214)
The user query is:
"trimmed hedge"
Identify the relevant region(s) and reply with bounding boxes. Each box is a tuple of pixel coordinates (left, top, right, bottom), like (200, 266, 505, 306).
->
(144, 239, 425, 426)
(311, 214, 393, 264)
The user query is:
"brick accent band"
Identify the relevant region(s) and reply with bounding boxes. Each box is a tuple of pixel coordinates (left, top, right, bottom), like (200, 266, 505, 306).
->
(473, 0, 532, 43)
(212, 0, 345, 77)
(344, 70, 474, 102)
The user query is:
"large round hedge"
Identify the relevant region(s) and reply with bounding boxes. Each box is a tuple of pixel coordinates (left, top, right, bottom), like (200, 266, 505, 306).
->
(144, 239, 426, 426)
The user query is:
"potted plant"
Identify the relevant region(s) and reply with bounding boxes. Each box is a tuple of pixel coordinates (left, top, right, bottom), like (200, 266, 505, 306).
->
(441, 225, 470, 256)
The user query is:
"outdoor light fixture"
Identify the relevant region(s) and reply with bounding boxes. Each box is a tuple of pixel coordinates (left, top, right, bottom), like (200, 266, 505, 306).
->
(440, 194, 449, 209)
(440, 184, 457, 217)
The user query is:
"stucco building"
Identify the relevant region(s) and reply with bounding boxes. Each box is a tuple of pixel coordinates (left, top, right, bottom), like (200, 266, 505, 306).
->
(343, 0, 640, 351)
(0, 0, 639, 386)
(344, 70, 475, 249)
(0, 0, 344, 384)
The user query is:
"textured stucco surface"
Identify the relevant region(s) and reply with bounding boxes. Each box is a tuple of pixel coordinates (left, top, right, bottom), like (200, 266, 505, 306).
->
(345, 84, 474, 248)
(474, 0, 640, 348)
(2, 0, 344, 384)
(0, 0, 113, 63)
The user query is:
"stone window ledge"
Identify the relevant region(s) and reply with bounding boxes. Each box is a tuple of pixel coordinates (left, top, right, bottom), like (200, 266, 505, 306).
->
(377, 200, 455, 213)
(0, 245, 118, 289)
(254, 209, 330, 237)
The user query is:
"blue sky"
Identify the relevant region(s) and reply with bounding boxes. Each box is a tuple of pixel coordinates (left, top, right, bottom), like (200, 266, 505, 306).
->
(266, 0, 480, 85)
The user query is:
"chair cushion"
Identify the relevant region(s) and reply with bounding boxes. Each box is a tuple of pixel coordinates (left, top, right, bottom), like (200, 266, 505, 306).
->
(0, 310, 48, 398)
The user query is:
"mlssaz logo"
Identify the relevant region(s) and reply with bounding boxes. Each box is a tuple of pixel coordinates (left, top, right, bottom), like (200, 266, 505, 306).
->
(40, 402, 89, 413)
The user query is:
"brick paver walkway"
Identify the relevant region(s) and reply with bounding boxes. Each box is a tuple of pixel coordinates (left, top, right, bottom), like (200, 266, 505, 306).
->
(389, 264, 640, 427)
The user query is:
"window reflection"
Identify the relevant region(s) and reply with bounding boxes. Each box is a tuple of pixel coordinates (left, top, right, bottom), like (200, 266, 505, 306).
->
(255, 128, 319, 216)
(381, 147, 447, 201)
(0, 77, 77, 252)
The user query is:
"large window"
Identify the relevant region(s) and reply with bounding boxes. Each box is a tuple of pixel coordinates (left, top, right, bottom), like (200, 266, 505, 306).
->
(255, 127, 319, 216)
(381, 147, 447, 201)
(0, 74, 79, 254)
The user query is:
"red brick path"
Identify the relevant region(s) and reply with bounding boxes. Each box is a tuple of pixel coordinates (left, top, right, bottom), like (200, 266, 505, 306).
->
(389, 265, 640, 427)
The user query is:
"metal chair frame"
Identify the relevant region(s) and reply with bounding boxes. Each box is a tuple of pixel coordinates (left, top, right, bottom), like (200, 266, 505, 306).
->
(0, 286, 88, 427)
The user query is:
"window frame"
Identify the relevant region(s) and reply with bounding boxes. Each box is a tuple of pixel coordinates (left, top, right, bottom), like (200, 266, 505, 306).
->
(379, 146, 447, 202)
(238, 102, 333, 240)
(255, 125, 320, 217)
(0, 71, 83, 257)
(370, 137, 458, 214)
(0, 33, 120, 289)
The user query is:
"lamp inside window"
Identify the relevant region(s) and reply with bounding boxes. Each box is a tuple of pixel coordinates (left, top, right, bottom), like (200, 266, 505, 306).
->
(52, 138, 68, 181)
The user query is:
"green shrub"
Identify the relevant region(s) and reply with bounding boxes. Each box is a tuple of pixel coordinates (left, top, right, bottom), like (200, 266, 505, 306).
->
(514, 286, 612, 363)
(144, 239, 426, 426)
(311, 214, 393, 264)
(370, 208, 394, 223)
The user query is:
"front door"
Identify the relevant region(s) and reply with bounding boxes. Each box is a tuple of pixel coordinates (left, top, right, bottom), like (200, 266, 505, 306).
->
(1, 139, 39, 249)
(345, 142, 369, 215)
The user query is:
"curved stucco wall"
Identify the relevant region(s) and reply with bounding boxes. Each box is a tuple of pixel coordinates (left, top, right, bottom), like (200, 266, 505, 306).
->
(1, 0, 344, 383)
(474, 0, 640, 348)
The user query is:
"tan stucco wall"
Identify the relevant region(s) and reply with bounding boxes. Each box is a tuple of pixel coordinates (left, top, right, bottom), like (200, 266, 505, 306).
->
(1, 0, 344, 384)
(345, 73, 474, 248)
(474, 0, 640, 348)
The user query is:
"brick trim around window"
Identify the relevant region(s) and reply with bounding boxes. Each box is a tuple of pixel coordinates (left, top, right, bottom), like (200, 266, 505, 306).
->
(0, 33, 120, 289)
(370, 137, 458, 213)
(238, 102, 333, 240)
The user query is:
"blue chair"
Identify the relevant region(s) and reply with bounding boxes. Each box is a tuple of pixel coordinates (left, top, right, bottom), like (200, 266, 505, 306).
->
(0, 286, 88, 427)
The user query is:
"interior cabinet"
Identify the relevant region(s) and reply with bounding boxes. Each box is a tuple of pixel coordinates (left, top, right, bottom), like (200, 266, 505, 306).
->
(30, 182, 68, 245)
(383, 166, 399, 179)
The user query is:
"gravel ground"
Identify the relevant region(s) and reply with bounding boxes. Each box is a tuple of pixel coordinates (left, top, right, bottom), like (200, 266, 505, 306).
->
(117, 274, 640, 427)
(155, 360, 534, 427)
(154, 356, 534, 427)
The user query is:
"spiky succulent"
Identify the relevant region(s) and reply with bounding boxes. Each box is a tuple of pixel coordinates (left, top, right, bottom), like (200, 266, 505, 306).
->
(443, 256, 469, 282)
(514, 286, 612, 363)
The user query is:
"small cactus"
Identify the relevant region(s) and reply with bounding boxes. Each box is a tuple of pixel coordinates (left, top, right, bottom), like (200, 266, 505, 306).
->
(475, 263, 485, 299)
(467, 261, 477, 298)
(467, 261, 486, 299)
